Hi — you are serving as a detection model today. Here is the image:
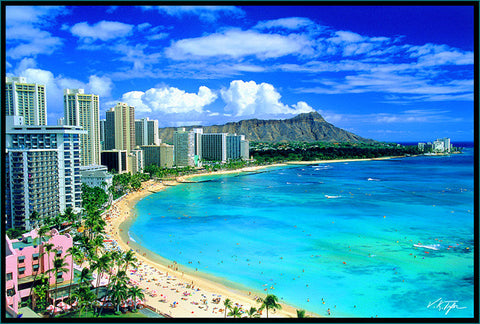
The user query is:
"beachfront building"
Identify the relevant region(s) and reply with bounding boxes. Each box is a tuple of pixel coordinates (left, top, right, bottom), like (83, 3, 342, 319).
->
(101, 150, 128, 174)
(5, 117, 86, 231)
(141, 143, 174, 168)
(173, 128, 196, 167)
(128, 149, 144, 173)
(5, 228, 74, 317)
(202, 133, 227, 163)
(135, 117, 160, 146)
(226, 134, 250, 160)
(104, 103, 135, 153)
(57, 117, 64, 126)
(5, 77, 47, 126)
(79, 165, 113, 202)
(64, 89, 101, 166)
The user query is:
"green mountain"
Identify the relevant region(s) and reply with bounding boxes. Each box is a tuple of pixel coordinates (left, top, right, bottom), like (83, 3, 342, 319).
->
(158, 111, 375, 144)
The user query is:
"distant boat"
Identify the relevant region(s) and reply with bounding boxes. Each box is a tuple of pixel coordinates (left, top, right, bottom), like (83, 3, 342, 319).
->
(367, 178, 380, 181)
(413, 244, 441, 250)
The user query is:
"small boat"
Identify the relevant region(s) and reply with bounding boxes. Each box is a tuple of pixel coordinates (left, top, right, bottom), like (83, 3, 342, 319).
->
(367, 178, 380, 181)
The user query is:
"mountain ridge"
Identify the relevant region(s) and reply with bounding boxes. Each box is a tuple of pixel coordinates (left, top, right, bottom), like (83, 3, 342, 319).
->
(157, 111, 375, 144)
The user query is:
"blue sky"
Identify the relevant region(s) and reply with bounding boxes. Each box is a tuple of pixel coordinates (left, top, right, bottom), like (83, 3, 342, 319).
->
(5, 4, 476, 142)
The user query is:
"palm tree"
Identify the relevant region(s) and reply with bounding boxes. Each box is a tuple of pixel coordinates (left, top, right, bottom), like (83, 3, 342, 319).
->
(71, 285, 96, 318)
(223, 298, 232, 318)
(66, 246, 83, 304)
(257, 294, 282, 318)
(78, 268, 93, 287)
(228, 306, 242, 318)
(247, 306, 260, 318)
(43, 243, 54, 283)
(46, 255, 69, 309)
(127, 286, 145, 311)
(91, 254, 111, 298)
(110, 283, 128, 314)
(296, 309, 307, 318)
(122, 250, 137, 272)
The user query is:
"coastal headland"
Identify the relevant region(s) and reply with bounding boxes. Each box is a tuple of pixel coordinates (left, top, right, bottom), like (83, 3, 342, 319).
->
(105, 156, 407, 318)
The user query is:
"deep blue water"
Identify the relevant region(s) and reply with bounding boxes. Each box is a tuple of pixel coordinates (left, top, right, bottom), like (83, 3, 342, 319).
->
(130, 150, 475, 318)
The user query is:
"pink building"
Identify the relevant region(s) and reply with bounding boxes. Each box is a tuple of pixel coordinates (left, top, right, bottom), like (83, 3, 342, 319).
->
(5, 229, 73, 317)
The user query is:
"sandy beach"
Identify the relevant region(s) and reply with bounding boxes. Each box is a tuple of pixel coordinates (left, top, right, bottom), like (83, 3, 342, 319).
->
(105, 171, 301, 318)
(104, 157, 406, 318)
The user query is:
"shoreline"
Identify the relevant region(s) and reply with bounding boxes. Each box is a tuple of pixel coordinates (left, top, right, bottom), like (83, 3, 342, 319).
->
(105, 156, 408, 318)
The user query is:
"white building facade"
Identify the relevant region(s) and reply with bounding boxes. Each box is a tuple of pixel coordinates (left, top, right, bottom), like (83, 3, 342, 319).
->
(5, 77, 47, 126)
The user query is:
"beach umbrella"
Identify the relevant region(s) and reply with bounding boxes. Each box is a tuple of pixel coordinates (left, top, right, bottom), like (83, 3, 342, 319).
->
(57, 301, 67, 308)
(71, 300, 78, 307)
(120, 301, 128, 308)
(62, 304, 72, 311)
(46, 305, 55, 312)
(53, 307, 63, 314)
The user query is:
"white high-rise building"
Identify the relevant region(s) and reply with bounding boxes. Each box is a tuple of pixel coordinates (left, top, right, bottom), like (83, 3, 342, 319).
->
(173, 128, 196, 167)
(64, 89, 101, 166)
(5, 77, 47, 125)
(135, 117, 160, 146)
(5, 117, 86, 230)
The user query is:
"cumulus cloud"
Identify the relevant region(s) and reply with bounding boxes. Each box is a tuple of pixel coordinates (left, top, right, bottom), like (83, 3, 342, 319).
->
(70, 20, 134, 42)
(120, 86, 218, 114)
(221, 80, 314, 117)
(165, 29, 314, 60)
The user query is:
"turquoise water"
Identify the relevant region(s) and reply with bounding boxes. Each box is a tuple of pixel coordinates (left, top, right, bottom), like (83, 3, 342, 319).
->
(130, 149, 475, 318)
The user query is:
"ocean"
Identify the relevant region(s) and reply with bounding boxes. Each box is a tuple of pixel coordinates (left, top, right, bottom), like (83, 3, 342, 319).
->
(129, 148, 475, 318)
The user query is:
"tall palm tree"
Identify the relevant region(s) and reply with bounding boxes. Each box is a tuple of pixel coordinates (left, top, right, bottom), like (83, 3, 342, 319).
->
(43, 243, 54, 284)
(127, 286, 144, 311)
(66, 246, 83, 304)
(71, 285, 96, 318)
(257, 294, 282, 318)
(78, 268, 93, 287)
(223, 298, 232, 318)
(46, 255, 69, 309)
(91, 254, 111, 298)
(228, 306, 242, 318)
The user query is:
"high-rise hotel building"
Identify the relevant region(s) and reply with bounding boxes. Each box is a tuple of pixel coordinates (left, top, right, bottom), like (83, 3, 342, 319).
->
(105, 103, 135, 152)
(173, 128, 196, 167)
(135, 117, 160, 146)
(64, 89, 101, 166)
(202, 133, 227, 163)
(5, 117, 86, 230)
(5, 77, 47, 125)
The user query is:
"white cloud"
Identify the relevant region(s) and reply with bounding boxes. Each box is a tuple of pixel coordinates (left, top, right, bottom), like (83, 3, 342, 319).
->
(141, 6, 244, 22)
(88, 75, 113, 98)
(254, 17, 316, 30)
(120, 86, 218, 114)
(70, 20, 134, 42)
(6, 6, 65, 59)
(220, 80, 314, 117)
(165, 29, 313, 60)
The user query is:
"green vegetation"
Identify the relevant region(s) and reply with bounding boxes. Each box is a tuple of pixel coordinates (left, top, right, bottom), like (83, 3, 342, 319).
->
(250, 141, 421, 163)
(143, 164, 196, 180)
(257, 294, 282, 318)
(82, 184, 109, 211)
(110, 172, 149, 199)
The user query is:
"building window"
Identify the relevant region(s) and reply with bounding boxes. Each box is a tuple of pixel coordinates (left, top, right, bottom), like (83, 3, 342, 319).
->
(6, 273, 13, 281)
(18, 256, 25, 263)
(7, 288, 15, 297)
(18, 267, 26, 275)
(33, 264, 39, 272)
(32, 253, 39, 261)
(56, 250, 62, 257)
